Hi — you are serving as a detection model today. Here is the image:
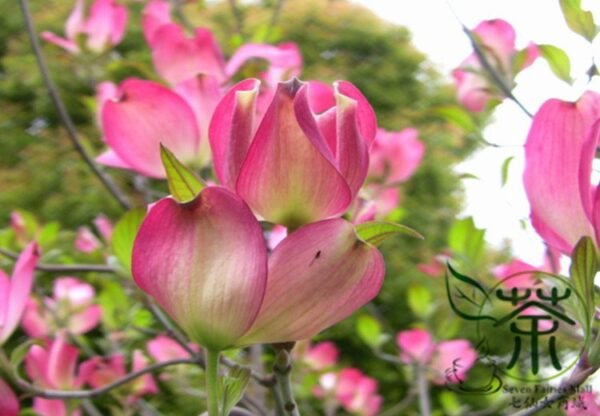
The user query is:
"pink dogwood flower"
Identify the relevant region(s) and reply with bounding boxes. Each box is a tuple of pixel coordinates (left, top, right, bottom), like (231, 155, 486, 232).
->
(369, 128, 425, 184)
(22, 276, 101, 338)
(142, 0, 172, 46)
(80, 351, 158, 403)
(147, 335, 198, 363)
(41, 0, 128, 54)
(132, 186, 384, 351)
(397, 328, 477, 384)
(304, 341, 340, 370)
(0, 242, 39, 345)
(523, 92, 600, 253)
(566, 391, 600, 415)
(210, 78, 377, 228)
(452, 19, 539, 112)
(74, 227, 101, 253)
(25, 332, 86, 416)
(0, 379, 19, 416)
(97, 78, 202, 178)
(315, 369, 382, 416)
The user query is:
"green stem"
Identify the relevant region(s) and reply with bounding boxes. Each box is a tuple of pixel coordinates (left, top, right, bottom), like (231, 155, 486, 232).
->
(205, 349, 221, 416)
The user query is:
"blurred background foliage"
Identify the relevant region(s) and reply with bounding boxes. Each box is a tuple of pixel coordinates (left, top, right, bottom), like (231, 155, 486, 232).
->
(0, 0, 549, 414)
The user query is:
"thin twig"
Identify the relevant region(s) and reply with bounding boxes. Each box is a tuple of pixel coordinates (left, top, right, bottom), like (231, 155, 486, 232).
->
(445, 0, 533, 118)
(81, 399, 104, 416)
(273, 344, 300, 416)
(0, 248, 116, 273)
(416, 364, 432, 416)
(18, 0, 132, 210)
(11, 358, 196, 399)
(509, 363, 598, 416)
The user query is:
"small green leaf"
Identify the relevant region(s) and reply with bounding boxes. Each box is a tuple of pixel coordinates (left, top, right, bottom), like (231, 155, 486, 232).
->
(355, 221, 423, 246)
(459, 173, 479, 181)
(434, 105, 478, 133)
(439, 390, 462, 415)
(407, 284, 433, 318)
(356, 315, 382, 348)
(10, 340, 41, 367)
(448, 217, 485, 263)
(160, 144, 204, 203)
(501, 156, 514, 187)
(111, 208, 146, 272)
(538, 44, 572, 83)
(221, 366, 251, 416)
(560, 0, 597, 42)
(569, 236, 597, 328)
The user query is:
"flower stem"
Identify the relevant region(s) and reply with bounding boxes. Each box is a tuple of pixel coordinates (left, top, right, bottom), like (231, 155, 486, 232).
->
(205, 349, 221, 416)
(273, 343, 300, 416)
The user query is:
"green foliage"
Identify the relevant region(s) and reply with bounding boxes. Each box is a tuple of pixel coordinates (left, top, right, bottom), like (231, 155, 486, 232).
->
(160, 144, 204, 203)
(111, 208, 146, 273)
(559, 0, 597, 42)
(538, 44, 572, 83)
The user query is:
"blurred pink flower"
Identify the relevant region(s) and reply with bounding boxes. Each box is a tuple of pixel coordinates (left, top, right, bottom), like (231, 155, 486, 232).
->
(566, 391, 600, 416)
(369, 128, 425, 184)
(396, 328, 477, 385)
(41, 0, 128, 54)
(266, 225, 287, 251)
(523, 92, 600, 254)
(0, 242, 39, 345)
(22, 276, 101, 338)
(80, 351, 158, 403)
(304, 341, 339, 371)
(147, 334, 198, 362)
(416, 250, 452, 277)
(25, 332, 85, 416)
(93, 214, 113, 242)
(316, 369, 382, 416)
(75, 227, 101, 253)
(452, 19, 539, 112)
(0, 378, 19, 416)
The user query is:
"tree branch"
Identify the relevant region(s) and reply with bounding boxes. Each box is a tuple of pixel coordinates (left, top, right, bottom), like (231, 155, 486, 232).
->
(0, 248, 116, 274)
(18, 0, 132, 210)
(445, 1, 533, 118)
(11, 358, 196, 399)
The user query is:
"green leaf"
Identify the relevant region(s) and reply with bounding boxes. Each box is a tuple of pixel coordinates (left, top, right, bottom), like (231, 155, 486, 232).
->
(501, 156, 514, 187)
(439, 390, 462, 415)
(434, 105, 478, 133)
(407, 284, 433, 318)
(98, 279, 131, 329)
(38, 221, 60, 248)
(10, 339, 41, 367)
(160, 144, 204, 203)
(448, 217, 485, 263)
(356, 315, 383, 348)
(111, 208, 146, 272)
(560, 0, 597, 41)
(538, 44, 572, 83)
(355, 221, 423, 246)
(221, 366, 251, 416)
(569, 236, 597, 329)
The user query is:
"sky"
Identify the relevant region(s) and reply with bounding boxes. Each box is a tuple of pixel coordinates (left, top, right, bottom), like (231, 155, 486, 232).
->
(350, 0, 600, 266)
